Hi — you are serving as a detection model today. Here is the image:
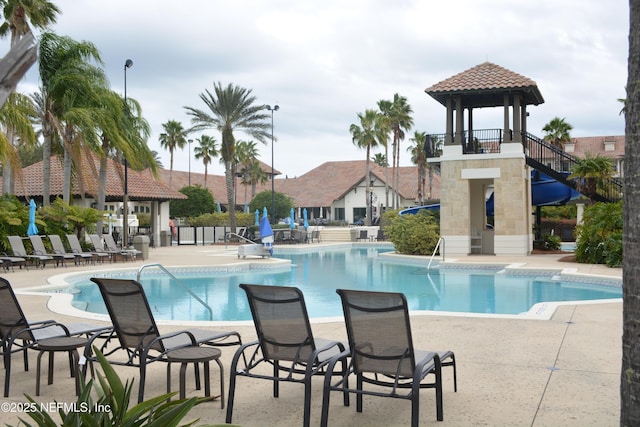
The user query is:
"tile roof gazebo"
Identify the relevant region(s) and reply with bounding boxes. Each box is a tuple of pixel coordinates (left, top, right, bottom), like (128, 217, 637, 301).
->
(426, 61, 544, 150)
(425, 62, 545, 256)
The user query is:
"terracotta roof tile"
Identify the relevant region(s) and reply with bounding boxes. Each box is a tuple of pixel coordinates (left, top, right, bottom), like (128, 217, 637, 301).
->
(426, 62, 544, 107)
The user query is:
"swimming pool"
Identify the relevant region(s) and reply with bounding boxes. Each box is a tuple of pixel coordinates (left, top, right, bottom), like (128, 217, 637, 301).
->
(63, 247, 622, 321)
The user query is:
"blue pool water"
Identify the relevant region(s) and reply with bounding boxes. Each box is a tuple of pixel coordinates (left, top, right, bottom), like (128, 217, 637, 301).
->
(67, 247, 621, 321)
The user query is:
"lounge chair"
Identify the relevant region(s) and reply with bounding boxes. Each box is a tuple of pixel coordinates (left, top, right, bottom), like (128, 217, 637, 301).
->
(226, 284, 349, 427)
(0, 277, 109, 397)
(48, 234, 93, 265)
(320, 289, 457, 426)
(357, 230, 369, 242)
(103, 233, 140, 261)
(87, 234, 120, 262)
(84, 278, 242, 402)
(0, 252, 27, 271)
(7, 235, 53, 268)
(66, 234, 106, 264)
(29, 235, 73, 267)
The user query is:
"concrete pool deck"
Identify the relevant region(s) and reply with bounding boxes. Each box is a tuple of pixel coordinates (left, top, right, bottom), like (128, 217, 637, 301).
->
(0, 244, 622, 426)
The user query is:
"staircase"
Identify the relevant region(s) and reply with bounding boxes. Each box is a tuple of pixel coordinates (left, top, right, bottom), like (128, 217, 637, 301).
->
(522, 132, 622, 203)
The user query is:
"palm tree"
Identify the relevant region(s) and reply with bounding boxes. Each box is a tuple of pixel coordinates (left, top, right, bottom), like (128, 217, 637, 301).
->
(408, 131, 427, 206)
(37, 31, 104, 206)
(372, 152, 387, 167)
(379, 94, 413, 208)
(542, 116, 573, 148)
(568, 153, 614, 198)
(0, 0, 60, 47)
(193, 134, 217, 187)
(246, 160, 268, 199)
(377, 99, 392, 208)
(159, 119, 188, 187)
(622, 2, 640, 420)
(350, 109, 386, 226)
(184, 82, 270, 231)
(235, 140, 259, 205)
(0, 92, 37, 194)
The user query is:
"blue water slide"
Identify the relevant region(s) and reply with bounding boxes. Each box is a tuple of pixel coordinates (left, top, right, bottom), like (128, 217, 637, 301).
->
(399, 171, 581, 216)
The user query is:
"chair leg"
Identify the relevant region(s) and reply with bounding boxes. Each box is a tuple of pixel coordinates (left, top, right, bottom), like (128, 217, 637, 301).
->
(411, 385, 420, 427)
(356, 373, 363, 412)
(194, 362, 201, 390)
(4, 352, 11, 397)
(273, 360, 279, 397)
(225, 349, 242, 423)
(214, 357, 225, 409)
(138, 364, 147, 403)
(179, 362, 187, 399)
(303, 376, 312, 427)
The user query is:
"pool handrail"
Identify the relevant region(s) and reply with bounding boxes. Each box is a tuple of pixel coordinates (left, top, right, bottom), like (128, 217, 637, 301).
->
(136, 263, 213, 321)
(427, 237, 445, 270)
(224, 232, 255, 248)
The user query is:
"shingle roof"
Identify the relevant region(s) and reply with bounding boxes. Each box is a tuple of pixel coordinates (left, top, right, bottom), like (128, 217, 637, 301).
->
(13, 154, 186, 201)
(425, 62, 544, 108)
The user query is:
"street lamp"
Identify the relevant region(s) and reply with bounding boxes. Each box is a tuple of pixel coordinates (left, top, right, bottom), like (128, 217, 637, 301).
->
(122, 58, 133, 249)
(188, 139, 193, 186)
(265, 104, 279, 223)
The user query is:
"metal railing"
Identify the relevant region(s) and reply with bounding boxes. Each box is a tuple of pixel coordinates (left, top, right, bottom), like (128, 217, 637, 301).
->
(427, 237, 444, 270)
(224, 232, 255, 248)
(136, 263, 213, 321)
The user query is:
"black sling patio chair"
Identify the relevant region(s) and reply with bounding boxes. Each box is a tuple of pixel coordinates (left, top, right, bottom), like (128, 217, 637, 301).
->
(0, 277, 109, 397)
(7, 235, 53, 268)
(226, 284, 349, 427)
(84, 278, 242, 403)
(320, 289, 457, 427)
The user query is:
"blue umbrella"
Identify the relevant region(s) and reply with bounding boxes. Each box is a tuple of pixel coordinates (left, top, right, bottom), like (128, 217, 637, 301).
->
(216, 201, 221, 213)
(263, 206, 268, 222)
(27, 199, 38, 236)
(303, 208, 309, 230)
(259, 214, 274, 255)
(244, 203, 249, 213)
(289, 208, 295, 229)
(255, 209, 260, 226)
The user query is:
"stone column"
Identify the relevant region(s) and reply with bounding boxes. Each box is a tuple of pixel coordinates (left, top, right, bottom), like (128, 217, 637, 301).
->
(503, 94, 511, 143)
(512, 93, 521, 143)
(445, 97, 453, 145)
(455, 96, 464, 145)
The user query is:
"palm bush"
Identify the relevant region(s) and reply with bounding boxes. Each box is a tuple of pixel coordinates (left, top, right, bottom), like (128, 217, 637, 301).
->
(575, 201, 622, 267)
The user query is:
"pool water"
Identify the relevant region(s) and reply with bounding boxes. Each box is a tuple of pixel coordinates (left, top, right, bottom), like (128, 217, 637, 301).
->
(68, 247, 621, 321)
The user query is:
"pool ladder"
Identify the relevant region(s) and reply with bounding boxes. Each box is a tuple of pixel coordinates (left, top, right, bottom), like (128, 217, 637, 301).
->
(137, 263, 213, 321)
(427, 237, 445, 270)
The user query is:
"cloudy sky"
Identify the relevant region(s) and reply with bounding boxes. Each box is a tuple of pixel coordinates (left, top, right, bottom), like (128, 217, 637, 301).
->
(6, 0, 629, 178)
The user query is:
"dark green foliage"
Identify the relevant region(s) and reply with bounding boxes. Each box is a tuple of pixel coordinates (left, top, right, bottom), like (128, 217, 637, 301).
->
(13, 347, 210, 427)
(533, 234, 561, 251)
(188, 212, 255, 227)
(575, 201, 622, 267)
(0, 195, 29, 252)
(249, 190, 294, 222)
(385, 210, 440, 255)
(170, 185, 215, 218)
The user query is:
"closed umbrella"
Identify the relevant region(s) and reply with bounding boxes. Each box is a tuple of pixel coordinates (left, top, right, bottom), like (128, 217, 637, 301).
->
(255, 209, 260, 226)
(303, 208, 309, 230)
(244, 203, 249, 213)
(289, 208, 295, 229)
(260, 212, 274, 256)
(263, 206, 268, 222)
(27, 199, 38, 236)
(216, 201, 222, 213)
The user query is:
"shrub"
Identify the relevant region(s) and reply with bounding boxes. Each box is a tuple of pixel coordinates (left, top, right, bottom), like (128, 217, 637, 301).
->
(575, 201, 622, 266)
(385, 210, 440, 255)
(170, 185, 215, 218)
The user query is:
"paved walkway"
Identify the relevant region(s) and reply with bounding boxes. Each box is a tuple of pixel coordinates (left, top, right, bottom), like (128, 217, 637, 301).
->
(1, 244, 622, 426)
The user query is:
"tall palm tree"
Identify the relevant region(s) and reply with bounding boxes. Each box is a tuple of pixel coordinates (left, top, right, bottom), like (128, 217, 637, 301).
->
(0, 92, 37, 194)
(408, 131, 427, 206)
(350, 109, 386, 226)
(542, 116, 573, 148)
(622, 2, 640, 421)
(247, 160, 268, 199)
(159, 119, 188, 187)
(193, 134, 217, 187)
(37, 31, 104, 206)
(184, 82, 270, 231)
(0, 0, 57, 194)
(377, 99, 392, 208)
(379, 94, 413, 209)
(568, 153, 614, 198)
(0, 0, 60, 47)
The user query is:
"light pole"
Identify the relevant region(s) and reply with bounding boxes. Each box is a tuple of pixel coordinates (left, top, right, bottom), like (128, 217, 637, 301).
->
(266, 104, 279, 223)
(122, 58, 133, 249)
(188, 139, 193, 186)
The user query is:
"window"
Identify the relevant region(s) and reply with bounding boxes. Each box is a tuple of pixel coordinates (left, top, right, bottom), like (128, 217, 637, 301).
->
(334, 208, 345, 221)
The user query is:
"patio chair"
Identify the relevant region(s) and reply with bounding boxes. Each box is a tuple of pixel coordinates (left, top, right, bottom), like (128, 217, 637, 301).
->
(0, 277, 109, 397)
(87, 234, 120, 262)
(84, 278, 242, 403)
(357, 230, 368, 242)
(48, 234, 93, 265)
(103, 233, 139, 261)
(66, 234, 106, 264)
(29, 235, 73, 267)
(226, 284, 349, 427)
(7, 235, 53, 268)
(320, 289, 457, 426)
(0, 252, 27, 271)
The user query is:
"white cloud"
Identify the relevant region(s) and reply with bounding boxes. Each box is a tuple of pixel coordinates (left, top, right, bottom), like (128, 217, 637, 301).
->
(2, 0, 629, 176)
